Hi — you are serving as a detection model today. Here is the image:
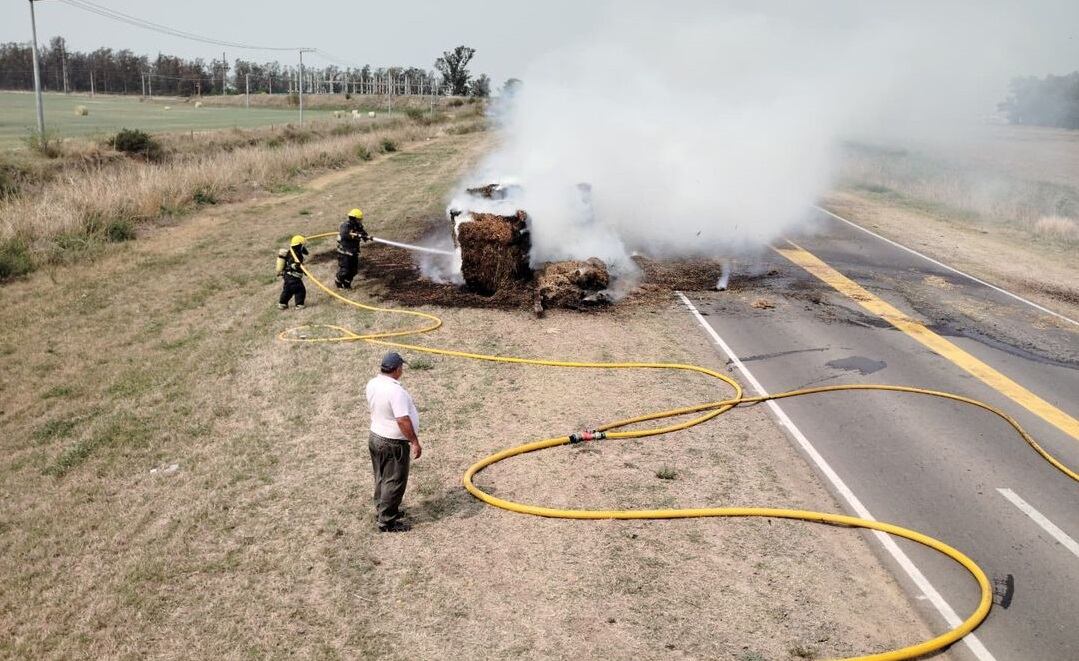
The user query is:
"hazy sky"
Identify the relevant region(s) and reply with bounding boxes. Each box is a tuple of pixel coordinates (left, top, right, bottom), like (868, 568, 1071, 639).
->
(2, 1, 1076, 86)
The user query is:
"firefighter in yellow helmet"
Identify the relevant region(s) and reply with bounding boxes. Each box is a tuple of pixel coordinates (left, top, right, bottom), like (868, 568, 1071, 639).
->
(277, 234, 309, 309)
(335, 208, 371, 289)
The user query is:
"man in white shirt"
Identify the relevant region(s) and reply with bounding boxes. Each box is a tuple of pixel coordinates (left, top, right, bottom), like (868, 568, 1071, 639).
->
(365, 351, 422, 532)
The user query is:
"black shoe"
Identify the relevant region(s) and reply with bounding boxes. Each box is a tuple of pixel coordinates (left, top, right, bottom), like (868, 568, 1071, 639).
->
(335, 281, 351, 290)
(378, 521, 411, 533)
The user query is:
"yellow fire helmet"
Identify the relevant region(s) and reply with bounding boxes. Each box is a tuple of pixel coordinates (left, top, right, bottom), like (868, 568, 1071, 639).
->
(290, 235, 306, 247)
(348, 208, 364, 220)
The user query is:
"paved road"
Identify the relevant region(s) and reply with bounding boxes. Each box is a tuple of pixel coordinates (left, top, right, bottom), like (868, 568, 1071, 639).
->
(682, 210, 1079, 661)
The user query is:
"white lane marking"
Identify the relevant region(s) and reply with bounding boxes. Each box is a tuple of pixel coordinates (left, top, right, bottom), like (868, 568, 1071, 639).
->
(997, 488, 1079, 559)
(813, 205, 1079, 328)
(676, 292, 997, 661)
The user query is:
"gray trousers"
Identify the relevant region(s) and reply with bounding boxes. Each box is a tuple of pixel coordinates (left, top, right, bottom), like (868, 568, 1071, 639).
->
(369, 432, 411, 526)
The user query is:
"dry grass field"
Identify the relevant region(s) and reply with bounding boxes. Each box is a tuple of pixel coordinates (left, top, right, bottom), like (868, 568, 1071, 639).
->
(830, 123, 1079, 319)
(0, 123, 952, 658)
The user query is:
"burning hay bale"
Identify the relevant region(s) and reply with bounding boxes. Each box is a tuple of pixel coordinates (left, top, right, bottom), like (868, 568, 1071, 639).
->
(457, 211, 531, 295)
(534, 258, 612, 314)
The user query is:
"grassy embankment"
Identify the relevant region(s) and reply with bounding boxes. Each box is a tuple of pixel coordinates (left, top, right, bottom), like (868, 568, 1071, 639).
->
(0, 120, 938, 659)
(0, 97, 485, 279)
(836, 126, 1079, 247)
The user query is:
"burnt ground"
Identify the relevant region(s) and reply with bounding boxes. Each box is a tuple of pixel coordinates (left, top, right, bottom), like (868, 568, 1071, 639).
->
(313, 216, 1077, 370)
(308, 218, 753, 312)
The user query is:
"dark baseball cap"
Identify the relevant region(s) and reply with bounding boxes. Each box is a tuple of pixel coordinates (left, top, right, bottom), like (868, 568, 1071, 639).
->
(380, 351, 407, 371)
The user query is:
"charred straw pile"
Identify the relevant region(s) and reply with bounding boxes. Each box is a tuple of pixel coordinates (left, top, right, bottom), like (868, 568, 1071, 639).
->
(456, 211, 532, 296)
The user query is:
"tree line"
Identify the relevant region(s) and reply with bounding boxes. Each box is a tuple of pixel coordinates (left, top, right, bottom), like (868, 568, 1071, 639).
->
(999, 72, 1079, 130)
(0, 37, 495, 98)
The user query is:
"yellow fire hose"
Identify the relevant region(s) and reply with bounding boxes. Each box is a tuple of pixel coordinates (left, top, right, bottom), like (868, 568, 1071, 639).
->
(279, 233, 1077, 661)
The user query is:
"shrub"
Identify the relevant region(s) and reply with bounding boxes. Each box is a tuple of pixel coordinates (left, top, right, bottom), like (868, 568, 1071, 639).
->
(0, 162, 20, 199)
(447, 121, 486, 135)
(380, 138, 398, 153)
(282, 125, 312, 144)
(24, 130, 62, 158)
(344, 92, 352, 100)
(287, 92, 299, 107)
(655, 466, 678, 480)
(0, 239, 33, 279)
(1033, 215, 1079, 242)
(111, 128, 163, 161)
(193, 187, 218, 205)
(84, 216, 136, 243)
(356, 144, 373, 161)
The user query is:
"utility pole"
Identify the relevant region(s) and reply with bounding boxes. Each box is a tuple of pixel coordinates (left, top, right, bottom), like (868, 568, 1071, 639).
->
(60, 39, 69, 94)
(221, 51, 227, 95)
(298, 48, 314, 125)
(28, 0, 45, 135)
(245, 72, 250, 109)
(90, 70, 95, 97)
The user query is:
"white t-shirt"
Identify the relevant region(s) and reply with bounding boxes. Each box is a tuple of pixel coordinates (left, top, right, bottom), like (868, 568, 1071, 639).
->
(365, 373, 419, 440)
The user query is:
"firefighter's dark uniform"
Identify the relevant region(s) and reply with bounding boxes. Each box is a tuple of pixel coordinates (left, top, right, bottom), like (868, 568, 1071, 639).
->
(279, 245, 308, 308)
(335, 217, 369, 289)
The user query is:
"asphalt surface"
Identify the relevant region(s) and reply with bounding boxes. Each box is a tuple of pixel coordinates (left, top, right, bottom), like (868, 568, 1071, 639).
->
(683, 210, 1079, 661)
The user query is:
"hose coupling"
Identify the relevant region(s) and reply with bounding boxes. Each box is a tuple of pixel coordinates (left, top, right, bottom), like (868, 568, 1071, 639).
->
(569, 430, 606, 444)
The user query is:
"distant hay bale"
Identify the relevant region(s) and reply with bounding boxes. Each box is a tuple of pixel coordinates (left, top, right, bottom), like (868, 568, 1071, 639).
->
(334, 110, 343, 118)
(351, 109, 360, 115)
(163, 106, 172, 111)
(194, 101, 203, 108)
(368, 111, 376, 118)
(74, 105, 88, 116)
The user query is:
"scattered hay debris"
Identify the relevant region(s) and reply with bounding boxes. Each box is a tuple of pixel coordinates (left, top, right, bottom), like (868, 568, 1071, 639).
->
(534, 258, 612, 315)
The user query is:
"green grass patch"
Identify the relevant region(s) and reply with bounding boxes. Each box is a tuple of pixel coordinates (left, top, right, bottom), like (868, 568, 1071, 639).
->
(41, 385, 75, 399)
(409, 357, 435, 371)
(43, 411, 152, 477)
(34, 418, 79, 443)
(158, 330, 206, 351)
(0, 238, 33, 279)
(0, 92, 339, 150)
(270, 182, 304, 194)
(193, 187, 218, 205)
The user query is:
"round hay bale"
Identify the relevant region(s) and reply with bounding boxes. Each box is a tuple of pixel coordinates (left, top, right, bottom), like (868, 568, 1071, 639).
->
(334, 110, 343, 118)
(368, 111, 376, 118)
(163, 106, 172, 111)
(457, 211, 531, 295)
(194, 101, 203, 108)
(74, 105, 88, 116)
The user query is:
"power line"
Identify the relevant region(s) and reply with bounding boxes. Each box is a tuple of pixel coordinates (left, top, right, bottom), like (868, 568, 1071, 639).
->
(57, 0, 307, 52)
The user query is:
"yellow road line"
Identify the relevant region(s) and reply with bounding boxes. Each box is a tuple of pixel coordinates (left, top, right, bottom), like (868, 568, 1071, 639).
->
(774, 240, 1079, 442)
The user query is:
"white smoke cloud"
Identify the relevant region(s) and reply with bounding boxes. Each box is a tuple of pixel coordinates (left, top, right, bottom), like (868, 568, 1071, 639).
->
(451, 2, 1071, 274)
